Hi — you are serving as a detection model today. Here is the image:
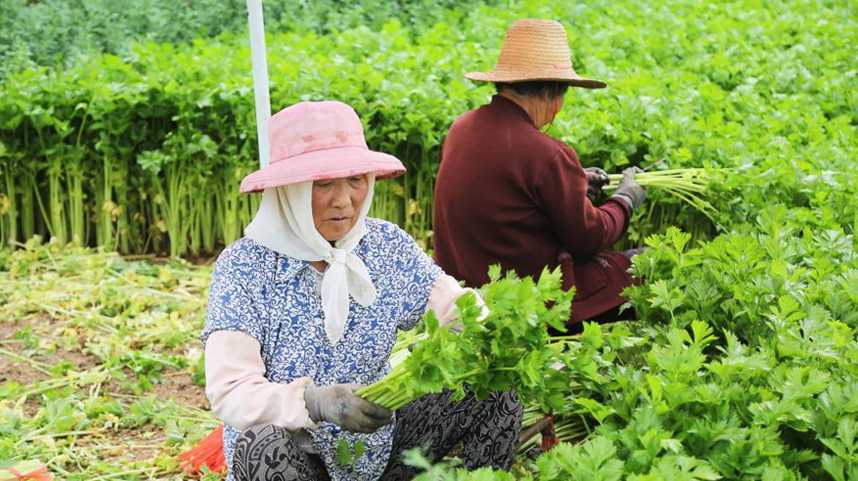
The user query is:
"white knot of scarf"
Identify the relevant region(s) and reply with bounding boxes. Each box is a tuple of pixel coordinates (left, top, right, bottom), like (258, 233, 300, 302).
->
(320, 247, 376, 343)
(244, 178, 378, 345)
(330, 249, 347, 264)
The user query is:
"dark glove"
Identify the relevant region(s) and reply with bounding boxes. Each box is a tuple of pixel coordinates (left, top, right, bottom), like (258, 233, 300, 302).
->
(584, 167, 610, 201)
(611, 166, 646, 211)
(304, 383, 392, 433)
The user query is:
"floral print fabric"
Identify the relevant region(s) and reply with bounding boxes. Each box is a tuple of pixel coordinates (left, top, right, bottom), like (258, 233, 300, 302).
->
(202, 218, 440, 481)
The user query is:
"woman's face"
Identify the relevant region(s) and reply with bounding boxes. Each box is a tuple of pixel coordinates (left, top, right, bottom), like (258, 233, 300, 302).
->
(312, 175, 369, 242)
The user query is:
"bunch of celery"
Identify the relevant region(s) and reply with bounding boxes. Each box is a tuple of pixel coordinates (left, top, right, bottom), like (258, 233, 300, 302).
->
(358, 267, 575, 412)
(604, 168, 722, 220)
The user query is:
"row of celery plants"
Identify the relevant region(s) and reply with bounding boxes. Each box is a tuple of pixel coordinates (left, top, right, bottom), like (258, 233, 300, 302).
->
(400, 194, 858, 479)
(1, 0, 855, 255)
(0, 0, 499, 79)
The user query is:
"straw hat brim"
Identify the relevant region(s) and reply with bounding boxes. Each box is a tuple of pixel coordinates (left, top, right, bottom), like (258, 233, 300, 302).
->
(239, 147, 405, 193)
(465, 71, 607, 89)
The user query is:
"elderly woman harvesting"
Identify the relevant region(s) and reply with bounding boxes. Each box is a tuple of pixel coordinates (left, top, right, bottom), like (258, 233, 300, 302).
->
(202, 101, 521, 481)
(433, 19, 647, 332)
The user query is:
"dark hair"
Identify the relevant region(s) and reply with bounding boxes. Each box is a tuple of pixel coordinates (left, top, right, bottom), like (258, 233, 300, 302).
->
(494, 81, 570, 99)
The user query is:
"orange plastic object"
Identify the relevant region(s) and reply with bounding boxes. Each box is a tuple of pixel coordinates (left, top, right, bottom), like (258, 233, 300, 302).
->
(0, 462, 53, 481)
(177, 424, 227, 475)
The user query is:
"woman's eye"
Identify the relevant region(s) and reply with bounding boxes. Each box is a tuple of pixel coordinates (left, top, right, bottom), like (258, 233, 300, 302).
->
(315, 181, 333, 188)
(348, 176, 365, 184)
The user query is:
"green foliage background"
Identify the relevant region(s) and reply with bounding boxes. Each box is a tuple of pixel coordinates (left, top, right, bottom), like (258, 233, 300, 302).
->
(0, 0, 855, 256)
(0, 0, 493, 77)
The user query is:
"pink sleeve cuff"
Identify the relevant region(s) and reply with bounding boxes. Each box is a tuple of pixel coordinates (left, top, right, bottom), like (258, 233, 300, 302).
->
(427, 272, 488, 328)
(204, 330, 316, 432)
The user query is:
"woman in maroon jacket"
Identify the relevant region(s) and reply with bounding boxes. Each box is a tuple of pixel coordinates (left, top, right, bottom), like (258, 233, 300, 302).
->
(433, 19, 646, 331)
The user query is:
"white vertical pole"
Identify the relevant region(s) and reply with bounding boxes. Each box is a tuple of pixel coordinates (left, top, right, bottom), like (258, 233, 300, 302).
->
(247, 0, 271, 168)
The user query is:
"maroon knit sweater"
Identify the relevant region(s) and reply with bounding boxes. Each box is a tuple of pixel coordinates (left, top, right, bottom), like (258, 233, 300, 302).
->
(433, 95, 634, 324)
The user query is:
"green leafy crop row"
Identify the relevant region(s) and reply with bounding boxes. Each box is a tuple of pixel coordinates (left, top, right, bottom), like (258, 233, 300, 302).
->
(408, 213, 857, 478)
(399, 174, 857, 479)
(1, 0, 854, 256)
(0, 0, 495, 78)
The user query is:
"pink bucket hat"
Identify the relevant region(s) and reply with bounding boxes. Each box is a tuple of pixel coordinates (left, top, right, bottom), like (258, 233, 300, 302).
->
(239, 101, 406, 193)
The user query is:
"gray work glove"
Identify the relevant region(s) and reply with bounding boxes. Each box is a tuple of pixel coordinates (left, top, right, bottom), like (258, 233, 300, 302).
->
(611, 166, 647, 211)
(584, 167, 610, 200)
(304, 383, 392, 433)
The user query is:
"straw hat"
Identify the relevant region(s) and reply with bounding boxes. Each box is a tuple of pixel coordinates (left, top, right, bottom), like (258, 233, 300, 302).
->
(465, 19, 606, 89)
(240, 101, 405, 193)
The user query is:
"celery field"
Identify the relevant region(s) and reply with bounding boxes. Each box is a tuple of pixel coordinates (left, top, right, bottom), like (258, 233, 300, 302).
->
(1, 0, 857, 480)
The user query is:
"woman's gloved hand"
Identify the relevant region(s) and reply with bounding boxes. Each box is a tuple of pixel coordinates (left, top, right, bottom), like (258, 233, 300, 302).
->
(304, 383, 392, 433)
(584, 167, 610, 200)
(611, 166, 647, 210)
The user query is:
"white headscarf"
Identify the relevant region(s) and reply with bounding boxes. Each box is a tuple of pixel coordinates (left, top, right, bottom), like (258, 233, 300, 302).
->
(244, 176, 377, 345)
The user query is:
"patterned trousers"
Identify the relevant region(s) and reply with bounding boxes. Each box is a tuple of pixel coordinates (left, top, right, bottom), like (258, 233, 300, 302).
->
(232, 390, 522, 481)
